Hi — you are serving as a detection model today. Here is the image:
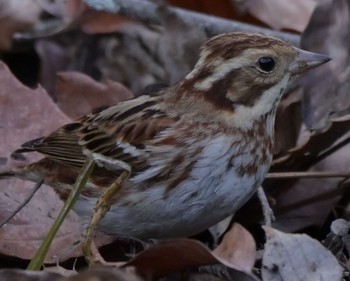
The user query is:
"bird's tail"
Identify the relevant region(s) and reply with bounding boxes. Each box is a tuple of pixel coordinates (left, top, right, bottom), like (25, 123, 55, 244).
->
(0, 170, 16, 179)
(0, 164, 42, 183)
(0, 167, 31, 181)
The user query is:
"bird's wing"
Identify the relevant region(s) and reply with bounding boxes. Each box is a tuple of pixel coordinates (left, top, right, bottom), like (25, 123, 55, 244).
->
(16, 128, 85, 168)
(17, 95, 180, 175)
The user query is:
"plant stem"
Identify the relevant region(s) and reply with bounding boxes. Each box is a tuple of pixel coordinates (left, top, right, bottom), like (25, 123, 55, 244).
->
(27, 159, 95, 271)
(267, 171, 350, 179)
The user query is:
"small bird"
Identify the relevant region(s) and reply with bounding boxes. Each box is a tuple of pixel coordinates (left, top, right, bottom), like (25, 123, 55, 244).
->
(1, 32, 329, 241)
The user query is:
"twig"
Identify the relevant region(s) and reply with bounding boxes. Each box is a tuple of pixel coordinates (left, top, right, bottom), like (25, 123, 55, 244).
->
(0, 180, 43, 228)
(27, 159, 95, 271)
(84, 0, 300, 45)
(312, 135, 350, 168)
(267, 171, 350, 179)
(257, 186, 275, 226)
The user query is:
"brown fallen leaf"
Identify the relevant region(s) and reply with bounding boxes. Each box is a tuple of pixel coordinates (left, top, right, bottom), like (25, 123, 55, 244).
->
(263, 0, 350, 231)
(262, 226, 343, 281)
(269, 178, 340, 233)
(273, 88, 302, 157)
(55, 71, 134, 118)
(186, 273, 226, 281)
(63, 0, 128, 34)
(0, 267, 143, 281)
(0, 0, 41, 50)
(0, 183, 85, 263)
(269, 135, 350, 233)
(301, 0, 350, 129)
(94, 4, 207, 94)
(124, 239, 216, 279)
(35, 40, 71, 100)
(0, 60, 77, 263)
(242, 0, 315, 32)
(65, 267, 143, 281)
(0, 268, 62, 281)
(264, 112, 350, 232)
(79, 8, 128, 34)
(213, 223, 256, 272)
(155, 4, 207, 84)
(0, 61, 113, 263)
(272, 114, 350, 169)
(124, 223, 257, 279)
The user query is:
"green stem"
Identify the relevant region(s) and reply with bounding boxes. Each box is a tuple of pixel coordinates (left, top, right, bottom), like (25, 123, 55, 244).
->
(27, 159, 95, 270)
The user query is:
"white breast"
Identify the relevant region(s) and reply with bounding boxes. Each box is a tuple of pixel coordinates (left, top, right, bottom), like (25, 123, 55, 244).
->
(74, 134, 271, 239)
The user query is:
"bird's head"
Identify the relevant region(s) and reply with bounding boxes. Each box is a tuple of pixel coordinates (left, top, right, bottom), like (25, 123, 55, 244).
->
(178, 32, 330, 128)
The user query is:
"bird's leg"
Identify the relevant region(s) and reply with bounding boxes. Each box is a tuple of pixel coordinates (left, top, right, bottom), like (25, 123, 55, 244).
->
(83, 153, 131, 265)
(86, 239, 126, 267)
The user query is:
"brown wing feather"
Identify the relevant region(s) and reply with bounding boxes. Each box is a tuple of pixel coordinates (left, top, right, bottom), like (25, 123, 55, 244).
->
(20, 118, 89, 168)
(18, 95, 179, 175)
(14, 119, 87, 168)
(79, 100, 177, 173)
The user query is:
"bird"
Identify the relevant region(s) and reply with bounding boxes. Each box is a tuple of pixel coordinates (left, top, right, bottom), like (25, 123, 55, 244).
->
(0, 32, 330, 242)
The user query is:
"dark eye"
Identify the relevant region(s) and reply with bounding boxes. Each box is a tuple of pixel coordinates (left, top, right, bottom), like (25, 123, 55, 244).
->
(258, 57, 275, 72)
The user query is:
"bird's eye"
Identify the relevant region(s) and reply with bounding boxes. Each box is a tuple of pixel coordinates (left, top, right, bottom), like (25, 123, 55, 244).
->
(257, 57, 275, 72)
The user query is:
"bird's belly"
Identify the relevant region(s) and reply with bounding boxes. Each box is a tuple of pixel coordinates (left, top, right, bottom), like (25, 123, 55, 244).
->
(74, 155, 270, 239)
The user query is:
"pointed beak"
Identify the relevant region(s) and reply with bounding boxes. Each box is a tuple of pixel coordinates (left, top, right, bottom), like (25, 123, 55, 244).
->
(288, 47, 331, 74)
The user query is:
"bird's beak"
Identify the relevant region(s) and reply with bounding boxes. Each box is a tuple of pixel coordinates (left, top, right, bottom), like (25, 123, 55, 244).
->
(288, 47, 331, 74)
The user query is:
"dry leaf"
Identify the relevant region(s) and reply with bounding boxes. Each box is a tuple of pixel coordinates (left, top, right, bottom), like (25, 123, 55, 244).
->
(124, 239, 216, 278)
(55, 71, 134, 118)
(301, 0, 350, 129)
(268, 115, 350, 232)
(65, 267, 143, 281)
(270, 136, 350, 232)
(262, 227, 343, 281)
(0, 269, 62, 281)
(270, 178, 339, 233)
(213, 224, 256, 272)
(97, 24, 164, 94)
(124, 224, 257, 279)
(62, 0, 127, 33)
(0, 267, 143, 281)
(0, 62, 113, 262)
(187, 273, 226, 281)
(268, 114, 350, 232)
(63, 0, 84, 20)
(209, 215, 233, 244)
(44, 265, 77, 279)
(79, 9, 128, 34)
(273, 88, 302, 156)
(35, 40, 71, 99)
(272, 114, 350, 168)
(243, 0, 315, 32)
(155, 4, 207, 84)
(0, 60, 77, 263)
(0, 0, 41, 49)
(97, 4, 207, 94)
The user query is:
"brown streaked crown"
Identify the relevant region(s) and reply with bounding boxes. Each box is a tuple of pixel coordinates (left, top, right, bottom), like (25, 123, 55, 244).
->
(203, 32, 293, 61)
(176, 32, 297, 113)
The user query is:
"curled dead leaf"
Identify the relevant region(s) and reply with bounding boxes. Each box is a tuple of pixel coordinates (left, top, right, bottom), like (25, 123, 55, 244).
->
(213, 223, 256, 272)
(262, 226, 343, 281)
(272, 114, 350, 169)
(124, 223, 257, 279)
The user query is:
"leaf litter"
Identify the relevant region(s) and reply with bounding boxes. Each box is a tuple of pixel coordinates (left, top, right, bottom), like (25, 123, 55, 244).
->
(0, 0, 350, 280)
